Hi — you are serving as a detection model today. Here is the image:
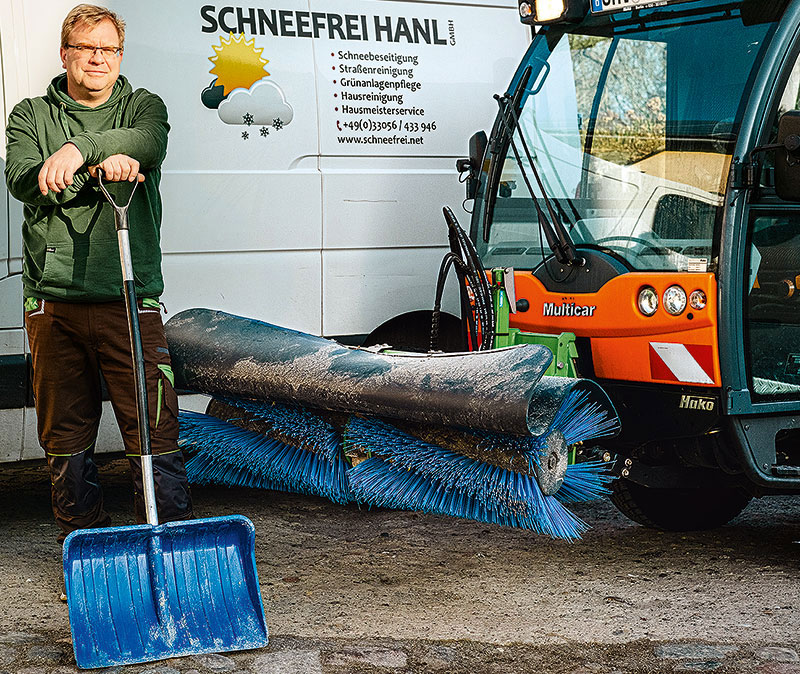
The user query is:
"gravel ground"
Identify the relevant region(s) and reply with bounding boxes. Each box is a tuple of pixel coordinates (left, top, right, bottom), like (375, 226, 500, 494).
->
(1, 458, 799, 673)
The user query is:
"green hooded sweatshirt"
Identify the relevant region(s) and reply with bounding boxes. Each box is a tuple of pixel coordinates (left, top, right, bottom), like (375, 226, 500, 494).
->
(5, 73, 169, 302)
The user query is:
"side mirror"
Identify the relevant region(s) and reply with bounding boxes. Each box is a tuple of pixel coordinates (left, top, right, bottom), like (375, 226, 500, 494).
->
(456, 130, 488, 201)
(775, 111, 800, 202)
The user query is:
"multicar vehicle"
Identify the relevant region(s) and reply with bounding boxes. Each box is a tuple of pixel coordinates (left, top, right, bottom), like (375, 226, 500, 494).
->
(457, 0, 800, 529)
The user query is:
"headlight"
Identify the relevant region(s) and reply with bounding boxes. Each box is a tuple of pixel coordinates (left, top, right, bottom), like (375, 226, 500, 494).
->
(638, 286, 658, 316)
(519, 0, 585, 24)
(534, 0, 566, 21)
(689, 290, 707, 310)
(663, 285, 687, 315)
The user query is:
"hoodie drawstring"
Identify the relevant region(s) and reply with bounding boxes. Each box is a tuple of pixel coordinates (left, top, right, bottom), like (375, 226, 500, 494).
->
(58, 102, 72, 143)
(113, 100, 124, 128)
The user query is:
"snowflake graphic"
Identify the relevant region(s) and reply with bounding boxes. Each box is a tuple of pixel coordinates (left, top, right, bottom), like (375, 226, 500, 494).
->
(242, 131, 249, 140)
(273, 118, 284, 130)
(260, 126, 269, 137)
(242, 112, 254, 126)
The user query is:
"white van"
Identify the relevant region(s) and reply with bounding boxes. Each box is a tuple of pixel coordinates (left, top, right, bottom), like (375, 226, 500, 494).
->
(0, 0, 529, 461)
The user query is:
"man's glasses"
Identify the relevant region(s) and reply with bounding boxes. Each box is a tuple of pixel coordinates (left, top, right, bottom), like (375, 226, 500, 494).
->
(66, 44, 123, 57)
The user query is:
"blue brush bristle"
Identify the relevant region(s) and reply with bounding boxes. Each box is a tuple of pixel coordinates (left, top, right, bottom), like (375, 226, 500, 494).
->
(342, 387, 617, 537)
(213, 396, 343, 463)
(179, 410, 352, 504)
(343, 416, 593, 539)
(348, 456, 588, 539)
(551, 389, 621, 445)
(558, 461, 613, 504)
(468, 388, 618, 505)
(177, 382, 617, 539)
(344, 417, 551, 519)
(186, 451, 286, 492)
(476, 389, 620, 455)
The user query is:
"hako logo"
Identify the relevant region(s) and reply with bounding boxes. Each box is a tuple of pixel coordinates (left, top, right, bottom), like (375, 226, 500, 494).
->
(200, 33, 294, 141)
(678, 395, 716, 412)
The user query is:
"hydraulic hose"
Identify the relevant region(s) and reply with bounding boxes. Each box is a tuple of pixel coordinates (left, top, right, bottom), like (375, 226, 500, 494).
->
(430, 252, 468, 352)
(430, 207, 495, 351)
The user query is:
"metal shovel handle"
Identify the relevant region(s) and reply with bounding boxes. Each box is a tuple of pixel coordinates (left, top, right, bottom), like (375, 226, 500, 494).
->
(97, 169, 159, 526)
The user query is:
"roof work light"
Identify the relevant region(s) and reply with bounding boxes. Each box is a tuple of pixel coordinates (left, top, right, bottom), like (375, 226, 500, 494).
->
(519, 0, 588, 25)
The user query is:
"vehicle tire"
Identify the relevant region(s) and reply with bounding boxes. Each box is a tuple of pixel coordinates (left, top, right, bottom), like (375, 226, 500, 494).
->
(610, 478, 752, 531)
(362, 310, 464, 353)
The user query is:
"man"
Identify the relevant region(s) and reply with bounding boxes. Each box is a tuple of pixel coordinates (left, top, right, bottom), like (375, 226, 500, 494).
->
(5, 4, 193, 558)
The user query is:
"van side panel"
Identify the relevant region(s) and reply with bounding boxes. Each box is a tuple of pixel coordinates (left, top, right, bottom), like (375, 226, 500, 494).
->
(120, 1, 324, 334)
(0, 3, 23, 461)
(313, 0, 526, 336)
(118, 0, 526, 337)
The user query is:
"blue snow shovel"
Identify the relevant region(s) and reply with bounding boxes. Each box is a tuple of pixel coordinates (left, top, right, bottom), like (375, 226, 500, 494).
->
(62, 171, 269, 669)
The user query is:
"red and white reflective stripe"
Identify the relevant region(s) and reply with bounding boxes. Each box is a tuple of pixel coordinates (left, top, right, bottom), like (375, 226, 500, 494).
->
(649, 342, 714, 385)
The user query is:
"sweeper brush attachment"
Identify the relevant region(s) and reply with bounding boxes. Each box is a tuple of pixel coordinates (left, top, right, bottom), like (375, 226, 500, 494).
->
(167, 309, 620, 539)
(180, 399, 352, 504)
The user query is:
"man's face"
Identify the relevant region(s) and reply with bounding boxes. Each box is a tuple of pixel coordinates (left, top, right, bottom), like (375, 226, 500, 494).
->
(60, 18, 123, 105)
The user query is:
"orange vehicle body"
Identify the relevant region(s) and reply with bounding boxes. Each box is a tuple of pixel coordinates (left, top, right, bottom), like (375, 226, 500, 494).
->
(508, 271, 720, 387)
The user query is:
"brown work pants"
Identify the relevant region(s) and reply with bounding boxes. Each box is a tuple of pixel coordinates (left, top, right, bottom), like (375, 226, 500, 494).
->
(25, 298, 193, 542)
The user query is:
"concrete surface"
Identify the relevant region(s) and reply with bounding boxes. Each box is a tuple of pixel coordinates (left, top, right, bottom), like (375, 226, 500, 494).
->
(1, 458, 799, 673)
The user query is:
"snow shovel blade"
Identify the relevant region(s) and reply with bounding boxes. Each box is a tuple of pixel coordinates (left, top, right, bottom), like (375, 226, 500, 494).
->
(63, 514, 268, 669)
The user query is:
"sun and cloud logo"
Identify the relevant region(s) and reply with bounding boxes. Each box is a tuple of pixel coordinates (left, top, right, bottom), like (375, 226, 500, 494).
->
(201, 33, 294, 140)
(210, 33, 269, 94)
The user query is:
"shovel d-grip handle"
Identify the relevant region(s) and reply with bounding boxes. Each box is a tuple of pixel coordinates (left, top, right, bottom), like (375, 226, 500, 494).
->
(97, 170, 159, 526)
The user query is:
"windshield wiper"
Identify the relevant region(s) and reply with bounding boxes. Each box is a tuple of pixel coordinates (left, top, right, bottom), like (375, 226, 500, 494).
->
(483, 65, 536, 244)
(493, 71, 582, 268)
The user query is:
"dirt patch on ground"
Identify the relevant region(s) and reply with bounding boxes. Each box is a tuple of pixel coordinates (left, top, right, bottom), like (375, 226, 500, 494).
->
(1, 458, 799, 671)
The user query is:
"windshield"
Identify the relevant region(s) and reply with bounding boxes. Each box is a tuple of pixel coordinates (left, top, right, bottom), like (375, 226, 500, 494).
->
(476, 2, 776, 272)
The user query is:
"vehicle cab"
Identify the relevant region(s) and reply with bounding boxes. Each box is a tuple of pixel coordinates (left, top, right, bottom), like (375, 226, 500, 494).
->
(466, 0, 800, 529)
